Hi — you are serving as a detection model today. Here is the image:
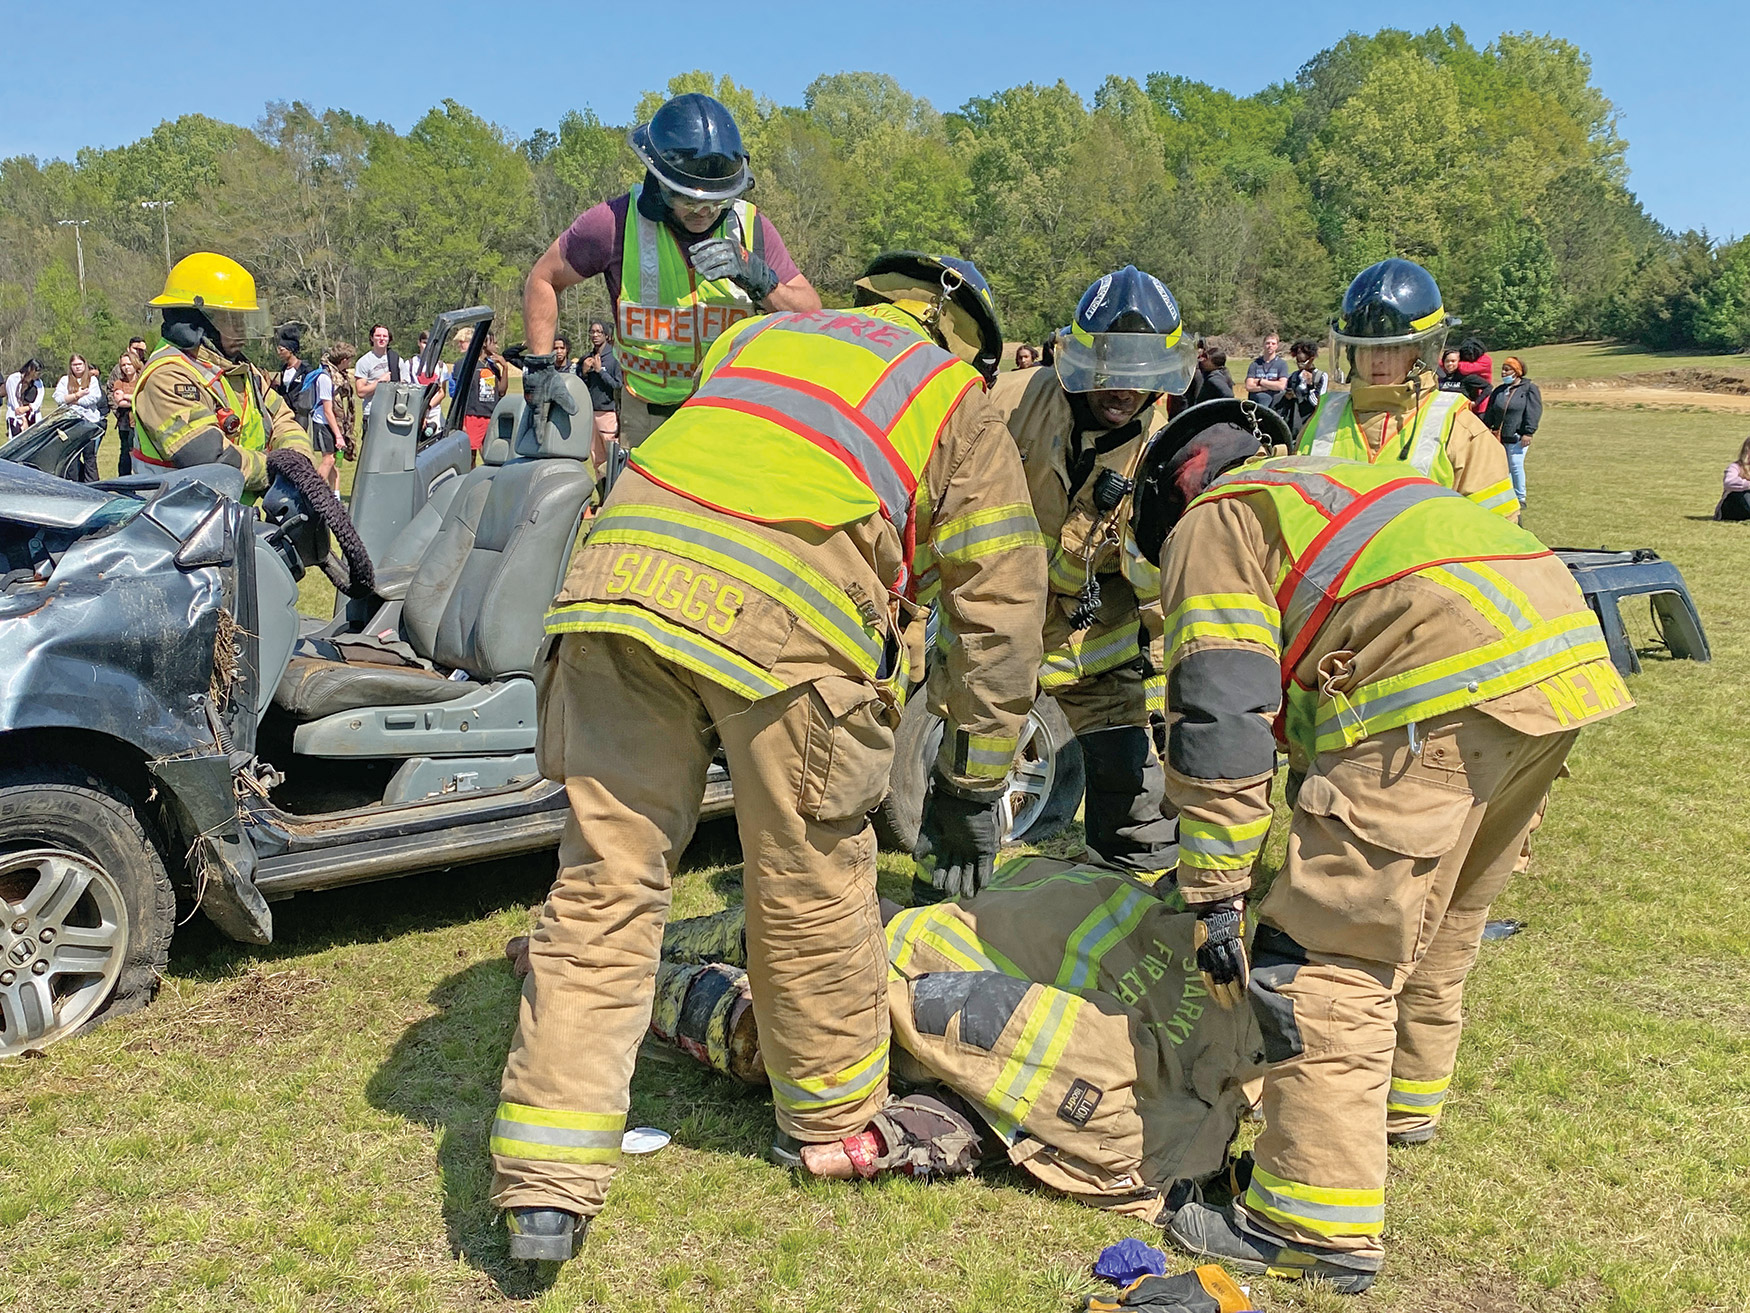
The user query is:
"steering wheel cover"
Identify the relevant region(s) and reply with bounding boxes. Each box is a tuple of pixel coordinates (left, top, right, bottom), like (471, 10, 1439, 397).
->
(263, 448, 375, 597)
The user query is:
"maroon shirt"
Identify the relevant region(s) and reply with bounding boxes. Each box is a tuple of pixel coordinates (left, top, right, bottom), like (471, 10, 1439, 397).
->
(558, 193, 801, 314)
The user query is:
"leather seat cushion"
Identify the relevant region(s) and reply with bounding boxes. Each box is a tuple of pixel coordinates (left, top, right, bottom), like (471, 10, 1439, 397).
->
(274, 655, 472, 721)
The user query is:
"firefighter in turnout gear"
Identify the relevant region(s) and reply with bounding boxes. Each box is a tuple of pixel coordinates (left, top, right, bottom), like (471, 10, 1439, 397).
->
(490, 252, 1047, 1263)
(519, 93, 821, 455)
(133, 252, 314, 496)
(983, 267, 1198, 881)
(1300, 259, 1518, 520)
(1125, 414, 1630, 1292)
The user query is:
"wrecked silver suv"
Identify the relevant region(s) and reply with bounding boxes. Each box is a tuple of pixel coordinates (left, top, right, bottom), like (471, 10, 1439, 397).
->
(0, 309, 1079, 1057)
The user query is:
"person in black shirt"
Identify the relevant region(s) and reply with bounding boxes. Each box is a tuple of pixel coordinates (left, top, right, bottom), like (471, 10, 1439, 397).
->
(1437, 348, 1487, 405)
(578, 319, 623, 472)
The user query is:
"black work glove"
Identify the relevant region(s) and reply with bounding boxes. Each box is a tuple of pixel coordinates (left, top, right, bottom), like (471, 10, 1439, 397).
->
(1191, 895, 1249, 1010)
(914, 773, 1002, 901)
(688, 237, 781, 303)
(519, 354, 578, 418)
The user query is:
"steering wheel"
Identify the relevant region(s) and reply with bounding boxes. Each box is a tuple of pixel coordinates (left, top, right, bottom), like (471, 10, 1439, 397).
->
(262, 448, 376, 598)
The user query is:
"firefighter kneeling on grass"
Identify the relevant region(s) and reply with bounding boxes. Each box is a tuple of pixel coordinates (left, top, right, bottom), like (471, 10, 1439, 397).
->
(489, 252, 1048, 1263)
(1127, 403, 1630, 1292)
(133, 252, 316, 497)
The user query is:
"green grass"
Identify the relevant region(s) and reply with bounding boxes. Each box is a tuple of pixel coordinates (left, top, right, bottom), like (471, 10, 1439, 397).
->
(4, 407, 1749, 1311)
(1511, 341, 1750, 383)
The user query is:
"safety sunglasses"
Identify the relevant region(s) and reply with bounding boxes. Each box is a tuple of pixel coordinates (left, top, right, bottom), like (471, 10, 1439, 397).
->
(659, 184, 737, 217)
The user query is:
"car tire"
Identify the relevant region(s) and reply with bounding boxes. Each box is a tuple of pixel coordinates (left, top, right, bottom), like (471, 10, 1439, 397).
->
(874, 691, 1084, 853)
(0, 767, 175, 1058)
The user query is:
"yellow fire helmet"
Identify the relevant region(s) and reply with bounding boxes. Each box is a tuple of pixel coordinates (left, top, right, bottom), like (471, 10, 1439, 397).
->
(148, 252, 270, 338)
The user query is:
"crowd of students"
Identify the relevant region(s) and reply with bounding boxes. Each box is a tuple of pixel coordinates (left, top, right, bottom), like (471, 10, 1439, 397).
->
(7, 321, 1747, 526)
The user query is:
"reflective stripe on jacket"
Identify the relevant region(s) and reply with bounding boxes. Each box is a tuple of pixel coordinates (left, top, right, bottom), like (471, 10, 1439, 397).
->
(989, 366, 1168, 705)
(616, 184, 759, 406)
(136, 342, 268, 461)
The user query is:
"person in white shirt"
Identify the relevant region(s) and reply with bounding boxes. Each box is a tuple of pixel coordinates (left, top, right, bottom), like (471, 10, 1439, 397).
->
(354, 324, 411, 425)
(54, 354, 105, 481)
(6, 359, 44, 436)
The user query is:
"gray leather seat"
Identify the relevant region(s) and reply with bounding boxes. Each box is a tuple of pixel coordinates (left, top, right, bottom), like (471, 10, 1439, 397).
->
(273, 392, 593, 724)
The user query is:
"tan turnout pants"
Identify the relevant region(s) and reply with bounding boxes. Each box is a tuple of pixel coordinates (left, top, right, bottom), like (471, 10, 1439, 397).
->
(491, 632, 895, 1216)
(1240, 709, 1577, 1259)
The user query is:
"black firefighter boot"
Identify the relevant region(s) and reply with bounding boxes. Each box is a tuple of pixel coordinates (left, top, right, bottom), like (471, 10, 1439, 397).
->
(1166, 1201, 1380, 1294)
(505, 1207, 588, 1262)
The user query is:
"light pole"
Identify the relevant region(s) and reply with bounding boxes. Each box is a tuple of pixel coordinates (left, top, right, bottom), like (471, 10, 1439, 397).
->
(140, 200, 174, 272)
(56, 219, 91, 313)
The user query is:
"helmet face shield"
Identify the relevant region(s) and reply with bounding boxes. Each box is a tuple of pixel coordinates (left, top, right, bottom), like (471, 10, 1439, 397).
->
(148, 304, 271, 356)
(1054, 329, 1197, 396)
(1331, 319, 1450, 352)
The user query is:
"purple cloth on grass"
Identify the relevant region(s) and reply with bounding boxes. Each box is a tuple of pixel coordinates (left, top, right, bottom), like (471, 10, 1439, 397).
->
(1093, 1237, 1170, 1284)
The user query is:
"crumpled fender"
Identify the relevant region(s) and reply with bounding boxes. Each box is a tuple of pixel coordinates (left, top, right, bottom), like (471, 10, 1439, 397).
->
(2, 477, 272, 943)
(148, 752, 271, 945)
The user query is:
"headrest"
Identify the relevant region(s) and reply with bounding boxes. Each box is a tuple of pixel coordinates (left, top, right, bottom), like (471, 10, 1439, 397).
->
(483, 394, 522, 466)
(512, 374, 594, 460)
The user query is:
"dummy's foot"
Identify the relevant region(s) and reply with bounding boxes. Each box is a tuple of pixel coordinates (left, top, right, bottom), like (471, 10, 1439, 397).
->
(505, 935, 531, 978)
(773, 1094, 984, 1181)
(1165, 1202, 1379, 1294)
(505, 1207, 586, 1262)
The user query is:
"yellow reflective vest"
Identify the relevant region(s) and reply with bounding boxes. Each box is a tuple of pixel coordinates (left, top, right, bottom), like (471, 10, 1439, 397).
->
(1301, 387, 1518, 517)
(631, 304, 984, 567)
(616, 184, 761, 407)
(1159, 456, 1627, 886)
(546, 304, 1002, 711)
(135, 342, 268, 464)
(1190, 457, 1607, 759)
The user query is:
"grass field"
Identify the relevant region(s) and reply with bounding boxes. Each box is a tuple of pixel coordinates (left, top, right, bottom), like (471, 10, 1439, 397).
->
(3, 403, 1749, 1312)
(1511, 341, 1750, 383)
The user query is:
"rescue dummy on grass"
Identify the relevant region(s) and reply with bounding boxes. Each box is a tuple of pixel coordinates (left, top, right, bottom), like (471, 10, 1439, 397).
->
(1128, 399, 1630, 1293)
(510, 853, 1265, 1223)
(978, 267, 1199, 884)
(1300, 258, 1519, 521)
(489, 252, 1047, 1264)
(133, 252, 317, 498)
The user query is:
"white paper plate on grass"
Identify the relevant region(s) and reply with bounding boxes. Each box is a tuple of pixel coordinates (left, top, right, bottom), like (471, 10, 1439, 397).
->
(621, 1127, 672, 1155)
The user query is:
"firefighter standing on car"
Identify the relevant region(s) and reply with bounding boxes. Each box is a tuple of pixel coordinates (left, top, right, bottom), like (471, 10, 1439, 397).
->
(490, 252, 1046, 1263)
(1300, 258, 1518, 519)
(983, 267, 1191, 880)
(1122, 412, 1630, 1292)
(133, 252, 315, 496)
(518, 93, 821, 455)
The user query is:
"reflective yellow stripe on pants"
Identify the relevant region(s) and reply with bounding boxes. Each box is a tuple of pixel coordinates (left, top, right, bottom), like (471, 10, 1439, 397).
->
(1244, 1165, 1385, 1239)
(490, 1102, 625, 1166)
(985, 987, 1084, 1128)
(1386, 1074, 1451, 1116)
(767, 1039, 891, 1114)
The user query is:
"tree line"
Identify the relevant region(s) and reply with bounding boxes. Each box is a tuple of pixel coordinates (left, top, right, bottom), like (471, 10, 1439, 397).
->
(1, 24, 1744, 373)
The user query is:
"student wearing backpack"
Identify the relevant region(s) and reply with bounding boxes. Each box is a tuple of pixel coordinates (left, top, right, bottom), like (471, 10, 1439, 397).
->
(303, 354, 343, 491)
(273, 329, 318, 430)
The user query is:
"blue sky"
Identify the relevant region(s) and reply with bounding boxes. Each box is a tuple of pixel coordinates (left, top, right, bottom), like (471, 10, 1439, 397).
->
(0, 1, 1735, 239)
